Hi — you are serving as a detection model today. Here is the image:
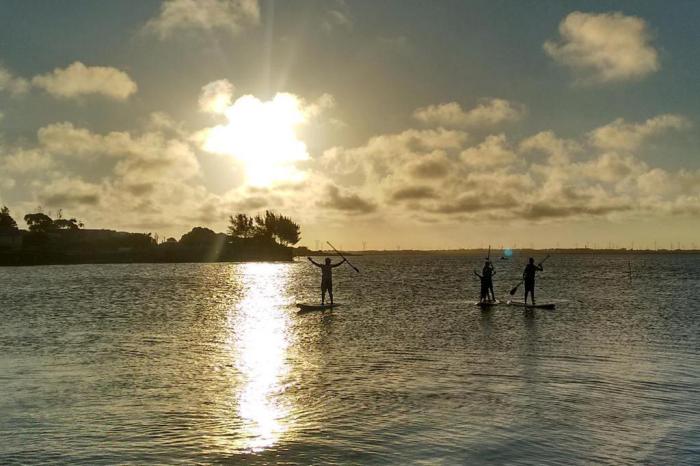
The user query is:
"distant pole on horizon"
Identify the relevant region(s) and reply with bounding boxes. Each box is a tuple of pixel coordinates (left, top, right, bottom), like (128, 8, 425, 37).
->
(362, 241, 366, 251)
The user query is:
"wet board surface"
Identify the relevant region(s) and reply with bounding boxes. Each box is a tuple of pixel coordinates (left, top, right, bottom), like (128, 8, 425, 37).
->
(296, 303, 342, 313)
(506, 300, 556, 310)
(474, 300, 501, 308)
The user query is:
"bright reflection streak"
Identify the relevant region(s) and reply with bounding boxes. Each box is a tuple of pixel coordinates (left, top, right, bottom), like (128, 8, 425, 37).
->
(227, 263, 293, 452)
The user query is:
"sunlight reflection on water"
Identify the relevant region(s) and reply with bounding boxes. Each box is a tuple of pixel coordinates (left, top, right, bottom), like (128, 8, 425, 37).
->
(227, 263, 293, 452)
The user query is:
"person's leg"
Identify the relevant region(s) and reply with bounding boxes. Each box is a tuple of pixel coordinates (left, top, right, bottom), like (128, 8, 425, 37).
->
(489, 284, 495, 301)
(329, 285, 334, 305)
(531, 286, 536, 305)
(321, 283, 326, 304)
(524, 288, 530, 305)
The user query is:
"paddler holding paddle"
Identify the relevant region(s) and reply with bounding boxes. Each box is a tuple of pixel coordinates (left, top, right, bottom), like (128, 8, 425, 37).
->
(308, 256, 346, 305)
(522, 257, 543, 305)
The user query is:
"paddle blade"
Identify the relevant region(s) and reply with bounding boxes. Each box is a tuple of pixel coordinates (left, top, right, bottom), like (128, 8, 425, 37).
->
(509, 283, 520, 295)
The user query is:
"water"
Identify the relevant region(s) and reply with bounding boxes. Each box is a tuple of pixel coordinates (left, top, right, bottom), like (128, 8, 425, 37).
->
(1, 253, 699, 464)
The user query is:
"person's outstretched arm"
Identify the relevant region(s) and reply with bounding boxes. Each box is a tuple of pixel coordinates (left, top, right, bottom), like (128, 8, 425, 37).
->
(537, 264, 543, 271)
(332, 258, 347, 267)
(491, 269, 497, 276)
(308, 257, 321, 267)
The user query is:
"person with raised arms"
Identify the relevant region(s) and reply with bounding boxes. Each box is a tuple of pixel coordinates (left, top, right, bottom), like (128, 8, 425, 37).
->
(308, 256, 346, 306)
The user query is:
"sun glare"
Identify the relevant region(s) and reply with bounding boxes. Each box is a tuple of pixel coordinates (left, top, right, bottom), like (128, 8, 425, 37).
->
(203, 93, 310, 187)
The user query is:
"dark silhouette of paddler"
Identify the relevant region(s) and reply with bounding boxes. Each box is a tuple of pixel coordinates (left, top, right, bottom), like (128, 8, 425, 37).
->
(522, 257, 543, 305)
(308, 256, 346, 305)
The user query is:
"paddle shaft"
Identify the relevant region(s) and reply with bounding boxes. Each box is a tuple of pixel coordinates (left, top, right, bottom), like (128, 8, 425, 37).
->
(326, 241, 360, 273)
(509, 254, 551, 295)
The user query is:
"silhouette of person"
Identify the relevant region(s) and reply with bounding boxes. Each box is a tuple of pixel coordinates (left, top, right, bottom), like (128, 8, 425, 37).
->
(308, 256, 346, 305)
(482, 260, 496, 301)
(474, 270, 490, 303)
(522, 257, 543, 305)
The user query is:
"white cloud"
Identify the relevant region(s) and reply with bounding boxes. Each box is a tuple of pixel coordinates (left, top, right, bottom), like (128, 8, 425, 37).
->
(460, 134, 519, 167)
(588, 114, 690, 151)
(0, 66, 29, 96)
(199, 79, 235, 114)
(414, 98, 525, 128)
(32, 62, 137, 100)
(519, 131, 582, 165)
(1, 148, 54, 174)
(544, 11, 659, 84)
(146, 0, 260, 39)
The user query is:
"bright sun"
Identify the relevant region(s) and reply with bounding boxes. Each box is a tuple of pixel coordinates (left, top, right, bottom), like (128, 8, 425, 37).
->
(203, 93, 310, 187)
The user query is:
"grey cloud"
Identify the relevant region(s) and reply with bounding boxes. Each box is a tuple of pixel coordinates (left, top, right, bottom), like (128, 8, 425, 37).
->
(40, 191, 100, 208)
(319, 185, 376, 213)
(523, 202, 632, 220)
(408, 158, 450, 179)
(391, 186, 437, 201)
(428, 193, 517, 214)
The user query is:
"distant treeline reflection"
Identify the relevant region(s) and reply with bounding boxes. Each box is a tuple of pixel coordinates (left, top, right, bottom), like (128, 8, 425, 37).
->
(0, 207, 304, 265)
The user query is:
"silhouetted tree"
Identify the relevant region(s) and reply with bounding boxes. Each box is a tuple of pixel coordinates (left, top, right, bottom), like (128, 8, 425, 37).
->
(0, 206, 18, 230)
(180, 227, 217, 246)
(254, 210, 277, 239)
(228, 214, 255, 238)
(24, 213, 55, 233)
(274, 214, 301, 245)
(24, 212, 83, 232)
(228, 210, 301, 245)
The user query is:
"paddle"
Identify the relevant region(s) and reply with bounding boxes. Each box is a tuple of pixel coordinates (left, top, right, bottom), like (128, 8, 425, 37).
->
(509, 254, 550, 296)
(326, 241, 360, 273)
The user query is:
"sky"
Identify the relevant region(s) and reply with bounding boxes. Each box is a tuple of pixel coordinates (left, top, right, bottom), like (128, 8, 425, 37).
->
(1, 0, 699, 250)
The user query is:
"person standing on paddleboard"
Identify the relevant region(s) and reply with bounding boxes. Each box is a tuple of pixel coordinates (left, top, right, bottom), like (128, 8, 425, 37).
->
(482, 259, 496, 301)
(522, 257, 543, 305)
(308, 257, 346, 305)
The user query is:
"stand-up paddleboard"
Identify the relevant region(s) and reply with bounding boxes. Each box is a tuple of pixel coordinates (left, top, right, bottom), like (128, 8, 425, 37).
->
(506, 300, 556, 310)
(296, 303, 341, 313)
(474, 300, 500, 308)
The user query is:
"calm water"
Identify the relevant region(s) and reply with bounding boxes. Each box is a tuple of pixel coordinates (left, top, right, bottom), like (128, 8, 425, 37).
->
(1, 253, 699, 464)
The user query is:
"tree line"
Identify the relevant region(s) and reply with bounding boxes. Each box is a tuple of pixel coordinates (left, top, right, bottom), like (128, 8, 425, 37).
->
(1, 206, 300, 246)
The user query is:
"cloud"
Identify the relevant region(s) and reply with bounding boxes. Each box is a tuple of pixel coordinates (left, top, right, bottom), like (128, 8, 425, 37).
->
(322, 0, 353, 32)
(406, 152, 451, 179)
(145, 0, 260, 39)
(39, 177, 102, 208)
(460, 134, 518, 167)
(519, 131, 582, 165)
(523, 201, 632, 220)
(1, 149, 54, 174)
(319, 185, 376, 213)
(199, 79, 235, 114)
(414, 98, 525, 128)
(390, 186, 437, 201)
(544, 11, 659, 84)
(32, 62, 137, 100)
(0, 66, 29, 95)
(588, 114, 691, 151)
(428, 192, 519, 214)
